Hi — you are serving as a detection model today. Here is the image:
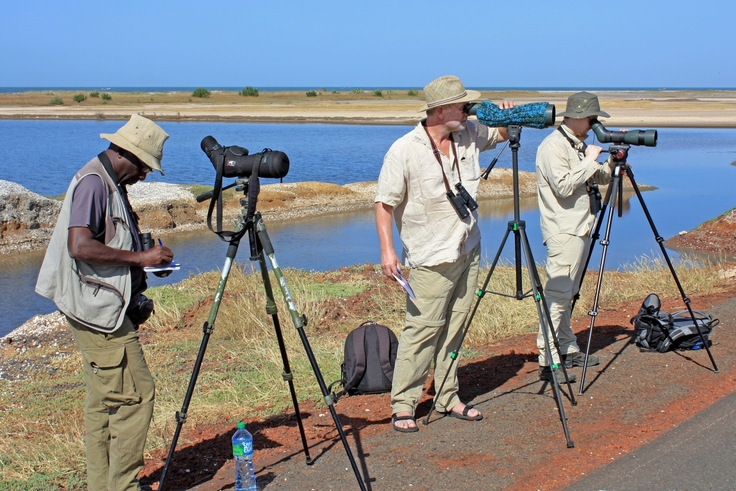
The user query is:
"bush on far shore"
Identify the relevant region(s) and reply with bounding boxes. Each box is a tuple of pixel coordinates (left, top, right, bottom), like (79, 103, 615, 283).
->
(239, 86, 259, 97)
(49, 97, 63, 105)
(73, 93, 86, 103)
(192, 88, 211, 98)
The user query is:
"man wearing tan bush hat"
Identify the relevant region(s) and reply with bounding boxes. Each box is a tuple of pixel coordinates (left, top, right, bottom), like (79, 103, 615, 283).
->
(37, 114, 174, 491)
(535, 92, 611, 383)
(375, 75, 514, 432)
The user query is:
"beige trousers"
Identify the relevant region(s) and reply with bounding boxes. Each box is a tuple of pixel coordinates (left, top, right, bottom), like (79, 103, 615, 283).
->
(537, 233, 591, 366)
(69, 316, 155, 491)
(391, 244, 480, 415)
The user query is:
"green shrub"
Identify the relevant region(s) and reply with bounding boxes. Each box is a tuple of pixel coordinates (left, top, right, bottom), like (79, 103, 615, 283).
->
(192, 87, 211, 98)
(306, 90, 318, 97)
(350, 88, 362, 94)
(332, 90, 339, 94)
(101, 93, 112, 100)
(73, 93, 86, 103)
(239, 86, 259, 97)
(49, 97, 63, 105)
(408, 89, 418, 96)
(372, 89, 383, 97)
(89, 91, 100, 98)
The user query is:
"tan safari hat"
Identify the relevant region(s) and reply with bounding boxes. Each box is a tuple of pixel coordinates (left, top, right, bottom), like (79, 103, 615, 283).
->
(419, 75, 481, 112)
(557, 91, 610, 119)
(101, 114, 170, 175)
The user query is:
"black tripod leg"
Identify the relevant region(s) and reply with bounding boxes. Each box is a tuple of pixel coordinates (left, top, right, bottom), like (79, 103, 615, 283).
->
(255, 216, 368, 491)
(253, 241, 314, 464)
(158, 240, 241, 491)
(626, 168, 719, 372)
(518, 226, 576, 448)
(423, 224, 513, 425)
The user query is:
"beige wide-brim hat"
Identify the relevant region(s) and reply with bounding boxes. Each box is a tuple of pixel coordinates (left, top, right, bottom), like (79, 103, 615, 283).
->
(101, 114, 170, 175)
(557, 91, 610, 119)
(419, 75, 481, 112)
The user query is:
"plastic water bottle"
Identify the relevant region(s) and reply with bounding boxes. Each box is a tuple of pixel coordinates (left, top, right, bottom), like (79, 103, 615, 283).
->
(232, 421, 257, 491)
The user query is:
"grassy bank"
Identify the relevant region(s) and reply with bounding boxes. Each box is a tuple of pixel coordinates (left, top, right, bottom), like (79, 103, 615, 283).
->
(0, 257, 729, 489)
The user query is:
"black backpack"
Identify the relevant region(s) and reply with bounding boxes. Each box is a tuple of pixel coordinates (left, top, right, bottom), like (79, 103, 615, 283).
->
(329, 321, 398, 398)
(631, 294, 718, 352)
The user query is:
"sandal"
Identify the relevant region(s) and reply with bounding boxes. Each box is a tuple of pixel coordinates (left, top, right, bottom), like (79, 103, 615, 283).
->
(391, 414, 419, 433)
(442, 404, 483, 421)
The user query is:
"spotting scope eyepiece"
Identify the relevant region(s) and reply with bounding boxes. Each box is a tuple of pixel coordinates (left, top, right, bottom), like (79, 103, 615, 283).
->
(464, 101, 556, 129)
(200, 135, 290, 179)
(590, 119, 657, 147)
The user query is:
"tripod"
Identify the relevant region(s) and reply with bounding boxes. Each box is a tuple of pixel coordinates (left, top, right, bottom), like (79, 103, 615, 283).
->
(574, 145, 719, 394)
(158, 177, 367, 491)
(424, 125, 578, 448)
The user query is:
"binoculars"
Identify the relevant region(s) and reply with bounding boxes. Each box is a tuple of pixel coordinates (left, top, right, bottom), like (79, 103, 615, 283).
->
(447, 183, 478, 219)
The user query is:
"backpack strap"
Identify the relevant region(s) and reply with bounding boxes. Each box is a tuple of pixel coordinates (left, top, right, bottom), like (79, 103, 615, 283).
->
(375, 325, 394, 382)
(344, 323, 368, 390)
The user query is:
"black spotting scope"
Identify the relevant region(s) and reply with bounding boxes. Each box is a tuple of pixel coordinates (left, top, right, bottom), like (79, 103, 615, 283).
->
(464, 101, 556, 129)
(201, 136, 290, 178)
(590, 119, 657, 147)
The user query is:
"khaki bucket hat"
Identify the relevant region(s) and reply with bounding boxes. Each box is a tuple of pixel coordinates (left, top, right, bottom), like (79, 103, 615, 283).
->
(419, 75, 481, 112)
(101, 114, 170, 175)
(557, 91, 610, 119)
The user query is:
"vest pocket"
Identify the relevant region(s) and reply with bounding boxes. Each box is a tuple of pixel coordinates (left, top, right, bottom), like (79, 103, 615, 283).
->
(83, 346, 141, 408)
(69, 269, 126, 332)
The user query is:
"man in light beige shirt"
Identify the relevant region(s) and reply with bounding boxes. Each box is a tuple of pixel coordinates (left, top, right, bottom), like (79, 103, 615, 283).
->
(375, 75, 512, 432)
(535, 92, 612, 382)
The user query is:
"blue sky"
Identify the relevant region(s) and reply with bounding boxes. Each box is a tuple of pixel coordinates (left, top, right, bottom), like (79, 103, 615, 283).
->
(1, 0, 733, 89)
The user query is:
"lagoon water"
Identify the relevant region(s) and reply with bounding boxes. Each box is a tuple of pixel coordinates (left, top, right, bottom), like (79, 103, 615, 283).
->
(1, 120, 735, 337)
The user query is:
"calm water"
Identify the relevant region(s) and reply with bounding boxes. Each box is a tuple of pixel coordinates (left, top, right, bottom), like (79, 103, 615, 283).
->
(1, 121, 735, 337)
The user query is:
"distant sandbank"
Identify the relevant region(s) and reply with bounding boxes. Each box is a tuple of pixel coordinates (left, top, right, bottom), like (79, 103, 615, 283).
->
(1, 89, 735, 127)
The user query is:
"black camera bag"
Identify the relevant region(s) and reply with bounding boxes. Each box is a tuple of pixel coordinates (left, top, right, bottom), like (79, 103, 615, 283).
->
(631, 294, 718, 352)
(329, 321, 398, 399)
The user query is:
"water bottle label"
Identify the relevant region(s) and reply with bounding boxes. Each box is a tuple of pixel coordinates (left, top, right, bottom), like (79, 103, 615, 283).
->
(233, 441, 253, 456)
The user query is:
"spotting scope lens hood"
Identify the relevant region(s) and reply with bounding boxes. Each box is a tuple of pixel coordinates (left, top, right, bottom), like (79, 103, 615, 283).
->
(590, 120, 658, 147)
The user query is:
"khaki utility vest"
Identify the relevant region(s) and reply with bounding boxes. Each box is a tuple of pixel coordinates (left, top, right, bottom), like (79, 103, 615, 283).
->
(36, 157, 133, 332)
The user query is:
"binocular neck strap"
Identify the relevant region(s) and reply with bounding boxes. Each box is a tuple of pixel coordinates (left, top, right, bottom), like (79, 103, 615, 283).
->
(423, 124, 462, 192)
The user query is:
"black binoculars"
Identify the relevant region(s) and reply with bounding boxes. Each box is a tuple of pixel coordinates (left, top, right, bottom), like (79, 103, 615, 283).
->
(447, 183, 478, 219)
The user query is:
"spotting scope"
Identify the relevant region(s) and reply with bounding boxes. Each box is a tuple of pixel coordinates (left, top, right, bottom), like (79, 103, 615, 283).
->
(201, 136, 290, 178)
(590, 120, 657, 147)
(465, 101, 556, 129)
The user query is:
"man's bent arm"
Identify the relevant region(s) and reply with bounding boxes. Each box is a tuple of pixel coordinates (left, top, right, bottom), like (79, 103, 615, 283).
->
(68, 227, 173, 267)
(375, 202, 401, 279)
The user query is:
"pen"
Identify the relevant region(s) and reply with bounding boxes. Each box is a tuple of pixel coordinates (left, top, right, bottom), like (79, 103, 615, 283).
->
(158, 238, 163, 247)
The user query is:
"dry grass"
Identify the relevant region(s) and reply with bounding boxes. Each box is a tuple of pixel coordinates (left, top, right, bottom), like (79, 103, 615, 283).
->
(0, 257, 730, 487)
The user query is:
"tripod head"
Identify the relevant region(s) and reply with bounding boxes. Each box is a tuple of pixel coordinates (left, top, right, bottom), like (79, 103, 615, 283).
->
(607, 144, 630, 164)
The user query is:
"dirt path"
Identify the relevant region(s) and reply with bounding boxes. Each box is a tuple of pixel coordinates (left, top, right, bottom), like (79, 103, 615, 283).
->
(141, 283, 736, 491)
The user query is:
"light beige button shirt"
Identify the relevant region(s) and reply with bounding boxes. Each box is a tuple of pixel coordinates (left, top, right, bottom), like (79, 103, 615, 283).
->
(376, 120, 499, 267)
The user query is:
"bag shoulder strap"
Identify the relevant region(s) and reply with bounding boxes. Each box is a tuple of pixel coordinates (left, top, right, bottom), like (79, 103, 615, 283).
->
(375, 324, 395, 382)
(344, 323, 369, 389)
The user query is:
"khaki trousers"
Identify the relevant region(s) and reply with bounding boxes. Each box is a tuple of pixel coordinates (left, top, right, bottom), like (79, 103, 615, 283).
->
(391, 244, 480, 415)
(69, 316, 155, 491)
(537, 233, 590, 366)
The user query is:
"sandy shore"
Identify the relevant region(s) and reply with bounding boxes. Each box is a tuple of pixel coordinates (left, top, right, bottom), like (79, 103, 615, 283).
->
(1, 89, 736, 127)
